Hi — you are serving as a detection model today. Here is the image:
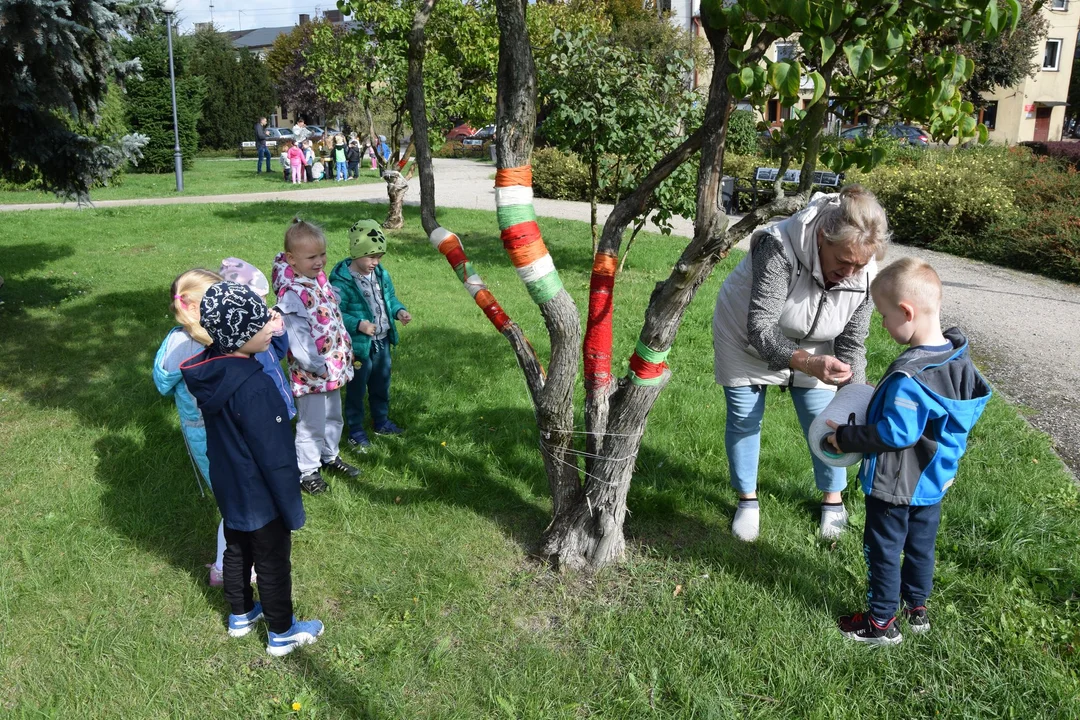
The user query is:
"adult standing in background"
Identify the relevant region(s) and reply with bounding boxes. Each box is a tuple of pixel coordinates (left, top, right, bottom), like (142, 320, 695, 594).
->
(292, 118, 312, 145)
(254, 117, 271, 174)
(712, 185, 891, 543)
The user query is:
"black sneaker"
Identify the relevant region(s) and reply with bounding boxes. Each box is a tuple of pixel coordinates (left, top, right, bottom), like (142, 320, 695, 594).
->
(903, 605, 931, 634)
(838, 612, 903, 646)
(300, 471, 329, 494)
(373, 420, 404, 435)
(322, 456, 361, 478)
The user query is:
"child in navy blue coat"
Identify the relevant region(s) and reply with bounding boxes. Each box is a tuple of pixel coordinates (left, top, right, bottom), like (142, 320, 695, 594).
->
(181, 281, 323, 657)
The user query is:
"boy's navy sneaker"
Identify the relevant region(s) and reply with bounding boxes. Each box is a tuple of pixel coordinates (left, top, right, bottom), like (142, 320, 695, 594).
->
(373, 420, 403, 435)
(347, 431, 371, 452)
(300, 471, 329, 494)
(266, 617, 325, 657)
(838, 612, 902, 646)
(903, 605, 931, 634)
(322, 456, 360, 478)
(228, 602, 264, 638)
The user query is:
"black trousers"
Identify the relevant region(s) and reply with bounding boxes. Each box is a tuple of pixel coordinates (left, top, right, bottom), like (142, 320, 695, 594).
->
(864, 496, 942, 623)
(304, 164, 313, 182)
(223, 516, 294, 634)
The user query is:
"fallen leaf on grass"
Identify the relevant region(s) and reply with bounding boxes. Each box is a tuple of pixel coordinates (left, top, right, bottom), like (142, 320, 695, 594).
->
(673, 584, 682, 598)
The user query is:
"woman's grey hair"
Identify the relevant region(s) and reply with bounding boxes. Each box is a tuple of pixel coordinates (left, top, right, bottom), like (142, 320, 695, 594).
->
(818, 184, 891, 260)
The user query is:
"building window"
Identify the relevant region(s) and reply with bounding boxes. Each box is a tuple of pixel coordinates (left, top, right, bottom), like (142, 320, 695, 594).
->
(1044, 39, 1063, 71)
(980, 101, 998, 131)
(1051, 0, 1068, 10)
(775, 42, 796, 62)
(659, 0, 672, 12)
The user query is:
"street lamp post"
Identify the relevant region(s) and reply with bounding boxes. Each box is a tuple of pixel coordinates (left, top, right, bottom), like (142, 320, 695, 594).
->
(162, 0, 183, 192)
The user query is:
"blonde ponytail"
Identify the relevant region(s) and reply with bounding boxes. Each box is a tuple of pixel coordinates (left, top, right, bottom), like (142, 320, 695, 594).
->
(170, 269, 222, 346)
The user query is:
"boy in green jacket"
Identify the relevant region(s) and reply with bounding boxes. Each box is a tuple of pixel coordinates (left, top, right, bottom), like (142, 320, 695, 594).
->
(329, 219, 412, 449)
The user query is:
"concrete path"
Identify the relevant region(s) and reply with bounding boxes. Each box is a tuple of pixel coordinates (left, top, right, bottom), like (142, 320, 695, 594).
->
(3, 158, 1078, 476)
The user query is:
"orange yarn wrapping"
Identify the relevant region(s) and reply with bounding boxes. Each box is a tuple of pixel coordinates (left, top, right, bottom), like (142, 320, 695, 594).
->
(583, 253, 618, 390)
(436, 235, 460, 256)
(506, 239, 548, 268)
(473, 289, 510, 331)
(494, 166, 533, 187)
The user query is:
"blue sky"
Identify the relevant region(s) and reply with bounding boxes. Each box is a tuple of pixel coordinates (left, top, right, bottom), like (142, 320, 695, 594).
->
(175, 0, 326, 33)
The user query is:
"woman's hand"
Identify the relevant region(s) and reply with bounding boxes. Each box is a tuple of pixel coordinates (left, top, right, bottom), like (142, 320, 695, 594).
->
(798, 352, 853, 386)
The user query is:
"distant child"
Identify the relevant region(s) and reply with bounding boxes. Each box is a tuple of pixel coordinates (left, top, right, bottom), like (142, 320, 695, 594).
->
(279, 142, 291, 182)
(287, 141, 305, 184)
(153, 268, 227, 587)
(333, 134, 347, 181)
(826, 258, 991, 645)
(303, 140, 316, 183)
(346, 139, 361, 179)
(218, 257, 296, 421)
(180, 281, 324, 657)
(329, 219, 411, 449)
(271, 218, 359, 494)
(368, 141, 378, 170)
(312, 159, 325, 182)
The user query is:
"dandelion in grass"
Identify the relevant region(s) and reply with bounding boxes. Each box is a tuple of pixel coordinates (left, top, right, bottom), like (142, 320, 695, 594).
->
(292, 701, 302, 711)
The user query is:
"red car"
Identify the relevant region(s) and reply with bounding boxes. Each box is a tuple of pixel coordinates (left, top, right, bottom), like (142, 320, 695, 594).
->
(446, 123, 475, 141)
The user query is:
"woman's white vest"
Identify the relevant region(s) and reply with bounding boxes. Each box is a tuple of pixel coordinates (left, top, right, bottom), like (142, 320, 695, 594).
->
(712, 193, 876, 390)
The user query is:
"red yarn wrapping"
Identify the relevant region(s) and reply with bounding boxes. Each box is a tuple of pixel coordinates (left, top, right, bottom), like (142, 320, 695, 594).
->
(629, 352, 666, 379)
(443, 245, 468, 271)
(474, 289, 510, 331)
(501, 221, 542, 250)
(583, 253, 618, 390)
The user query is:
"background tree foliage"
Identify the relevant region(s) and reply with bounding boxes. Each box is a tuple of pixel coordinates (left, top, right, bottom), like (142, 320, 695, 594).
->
(118, 26, 205, 173)
(0, 0, 150, 200)
(266, 20, 345, 124)
(189, 27, 276, 149)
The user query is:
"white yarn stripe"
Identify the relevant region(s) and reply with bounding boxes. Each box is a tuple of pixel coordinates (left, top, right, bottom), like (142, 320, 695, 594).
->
(495, 186, 533, 208)
(464, 274, 486, 298)
(515, 253, 556, 284)
(428, 227, 454, 249)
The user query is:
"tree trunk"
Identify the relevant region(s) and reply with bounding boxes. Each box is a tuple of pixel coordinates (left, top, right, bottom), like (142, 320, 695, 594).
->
(383, 170, 409, 229)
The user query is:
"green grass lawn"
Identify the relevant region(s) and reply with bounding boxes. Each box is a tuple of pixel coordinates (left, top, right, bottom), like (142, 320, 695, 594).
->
(0, 159, 382, 205)
(1, 202, 1078, 718)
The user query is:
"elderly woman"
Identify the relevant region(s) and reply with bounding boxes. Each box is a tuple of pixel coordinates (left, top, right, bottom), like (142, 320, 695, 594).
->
(712, 184, 890, 542)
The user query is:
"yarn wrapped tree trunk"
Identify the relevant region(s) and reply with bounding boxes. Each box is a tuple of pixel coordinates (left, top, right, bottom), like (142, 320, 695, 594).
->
(407, 0, 1011, 569)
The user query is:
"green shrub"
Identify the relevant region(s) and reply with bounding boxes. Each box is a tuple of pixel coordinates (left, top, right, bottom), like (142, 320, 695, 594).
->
(532, 146, 590, 201)
(726, 110, 758, 156)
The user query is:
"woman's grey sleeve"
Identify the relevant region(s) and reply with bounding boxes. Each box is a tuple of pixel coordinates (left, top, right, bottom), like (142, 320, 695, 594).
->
(747, 234, 800, 371)
(832, 295, 872, 385)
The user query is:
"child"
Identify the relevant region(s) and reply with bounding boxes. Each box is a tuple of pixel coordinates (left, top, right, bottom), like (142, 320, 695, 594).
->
(271, 218, 359, 494)
(303, 140, 316, 183)
(153, 268, 227, 587)
(312, 159, 325, 182)
(279, 142, 291, 182)
(329, 219, 411, 449)
(219, 257, 296, 421)
(333, 134, 347, 181)
(825, 258, 991, 645)
(346, 139, 361, 180)
(180, 282, 323, 657)
(288, 141, 305, 185)
(368, 141, 378, 171)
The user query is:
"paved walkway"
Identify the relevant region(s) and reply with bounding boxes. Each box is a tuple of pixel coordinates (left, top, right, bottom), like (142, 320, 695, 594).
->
(4, 158, 1078, 476)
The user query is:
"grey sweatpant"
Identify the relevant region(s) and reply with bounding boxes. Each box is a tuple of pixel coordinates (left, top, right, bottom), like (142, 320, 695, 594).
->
(294, 390, 344, 475)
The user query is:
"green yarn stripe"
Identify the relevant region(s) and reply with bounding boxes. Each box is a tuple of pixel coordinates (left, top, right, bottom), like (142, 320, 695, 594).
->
(635, 339, 670, 364)
(497, 204, 537, 231)
(525, 271, 563, 304)
(630, 372, 665, 387)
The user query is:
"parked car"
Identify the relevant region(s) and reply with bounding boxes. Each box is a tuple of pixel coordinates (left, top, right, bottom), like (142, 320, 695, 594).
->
(469, 124, 496, 141)
(305, 125, 324, 139)
(840, 124, 929, 147)
(446, 123, 475, 141)
(273, 127, 296, 142)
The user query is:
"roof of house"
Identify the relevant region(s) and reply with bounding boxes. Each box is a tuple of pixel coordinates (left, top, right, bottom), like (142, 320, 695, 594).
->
(231, 26, 293, 50)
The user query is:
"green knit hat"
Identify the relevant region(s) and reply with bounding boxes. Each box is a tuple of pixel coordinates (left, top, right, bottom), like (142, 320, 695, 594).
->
(348, 219, 387, 258)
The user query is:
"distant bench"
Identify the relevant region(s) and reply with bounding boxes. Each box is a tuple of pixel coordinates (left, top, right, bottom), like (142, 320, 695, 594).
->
(723, 167, 844, 213)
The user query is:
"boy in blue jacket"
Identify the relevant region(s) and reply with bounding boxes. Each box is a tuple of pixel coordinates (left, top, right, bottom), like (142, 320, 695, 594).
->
(826, 258, 991, 646)
(181, 281, 323, 657)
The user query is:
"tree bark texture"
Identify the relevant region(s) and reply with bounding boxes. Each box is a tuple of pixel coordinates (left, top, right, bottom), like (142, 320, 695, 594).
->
(382, 170, 409, 229)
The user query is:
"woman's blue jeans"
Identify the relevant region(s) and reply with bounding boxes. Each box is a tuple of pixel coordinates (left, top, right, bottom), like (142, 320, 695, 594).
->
(723, 384, 847, 496)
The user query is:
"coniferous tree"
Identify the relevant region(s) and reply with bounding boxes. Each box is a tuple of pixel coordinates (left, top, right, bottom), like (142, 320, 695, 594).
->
(0, 0, 150, 200)
(190, 27, 275, 150)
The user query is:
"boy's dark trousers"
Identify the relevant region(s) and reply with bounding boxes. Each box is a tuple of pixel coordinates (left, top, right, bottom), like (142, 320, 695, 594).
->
(223, 516, 294, 634)
(864, 495, 942, 624)
(347, 161, 359, 178)
(344, 341, 391, 433)
(304, 164, 313, 182)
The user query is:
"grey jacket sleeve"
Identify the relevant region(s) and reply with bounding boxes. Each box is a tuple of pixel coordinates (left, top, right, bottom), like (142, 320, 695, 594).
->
(277, 292, 326, 375)
(832, 295, 872, 386)
(746, 234, 800, 371)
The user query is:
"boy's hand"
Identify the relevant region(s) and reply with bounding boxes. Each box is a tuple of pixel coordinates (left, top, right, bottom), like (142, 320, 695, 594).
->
(396, 309, 412, 325)
(267, 309, 285, 336)
(357, 320, 377, 336)
(824, 419, 842, 452)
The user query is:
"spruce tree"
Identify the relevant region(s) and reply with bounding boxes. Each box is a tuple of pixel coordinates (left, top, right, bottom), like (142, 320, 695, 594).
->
(190, 27, 275, 150)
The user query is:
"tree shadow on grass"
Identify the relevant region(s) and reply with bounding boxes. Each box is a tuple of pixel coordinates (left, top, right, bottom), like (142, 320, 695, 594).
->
(0, 242, 84, 315)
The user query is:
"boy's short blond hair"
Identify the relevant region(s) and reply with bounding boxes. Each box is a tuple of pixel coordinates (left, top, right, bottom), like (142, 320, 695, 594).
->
(871, 257, 942, 313)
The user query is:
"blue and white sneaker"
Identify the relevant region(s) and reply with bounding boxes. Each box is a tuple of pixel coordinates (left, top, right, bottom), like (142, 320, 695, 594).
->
(266, 617, 325, 657)
(227, 602, 264, 638)
(373, 420, 404, 435)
